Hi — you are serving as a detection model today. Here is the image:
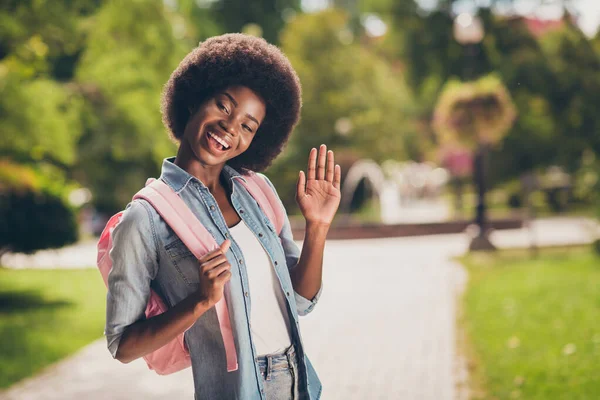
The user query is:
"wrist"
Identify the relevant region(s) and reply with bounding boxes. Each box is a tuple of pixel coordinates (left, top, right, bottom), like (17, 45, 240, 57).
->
(191, 293, 211, 318)
(305, 220, 331, 232)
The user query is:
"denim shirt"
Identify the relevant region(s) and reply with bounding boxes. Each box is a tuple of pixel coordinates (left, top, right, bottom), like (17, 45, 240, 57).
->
(105, 157, 323, 400)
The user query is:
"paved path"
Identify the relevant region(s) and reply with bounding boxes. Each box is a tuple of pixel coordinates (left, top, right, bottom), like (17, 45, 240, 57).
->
(0, 217, 596, 400)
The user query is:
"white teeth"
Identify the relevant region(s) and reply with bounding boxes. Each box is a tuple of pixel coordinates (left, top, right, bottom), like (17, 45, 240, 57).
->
(208, 131, 230, 149)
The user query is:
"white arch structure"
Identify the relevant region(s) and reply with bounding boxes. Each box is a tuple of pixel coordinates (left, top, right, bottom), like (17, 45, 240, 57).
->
(340, 159, 387, 215)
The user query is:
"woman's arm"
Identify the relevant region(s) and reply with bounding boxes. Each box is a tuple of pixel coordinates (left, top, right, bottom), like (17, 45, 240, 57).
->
(114, 294, 210, 364)
(291, 144, 341, 299)
(106, 201, 232, 364)
(259, 145, 340, 314)
(289, 222, 329, 301)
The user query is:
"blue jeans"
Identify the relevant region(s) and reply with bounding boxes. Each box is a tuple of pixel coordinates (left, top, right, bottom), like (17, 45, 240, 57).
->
(256, 345, 307, 400)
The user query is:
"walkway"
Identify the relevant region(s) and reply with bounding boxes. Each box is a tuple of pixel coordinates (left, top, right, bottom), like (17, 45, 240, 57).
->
(0, 217, 595, 399)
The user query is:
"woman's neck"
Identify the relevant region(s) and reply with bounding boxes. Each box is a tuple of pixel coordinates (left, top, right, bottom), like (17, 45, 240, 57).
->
(174, 144, 224, 193)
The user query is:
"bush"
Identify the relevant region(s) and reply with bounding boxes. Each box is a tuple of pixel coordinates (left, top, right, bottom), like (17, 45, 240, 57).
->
(593, 239, 600, 256)
(0, 161, 79, 256)
(0, 189, 78, 255)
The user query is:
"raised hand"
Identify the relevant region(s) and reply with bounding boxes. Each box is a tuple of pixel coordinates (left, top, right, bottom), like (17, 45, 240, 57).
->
(296, 144, 342, 226)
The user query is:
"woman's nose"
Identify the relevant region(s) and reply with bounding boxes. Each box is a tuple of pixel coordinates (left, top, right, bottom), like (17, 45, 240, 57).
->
(218, 119, 236, 135)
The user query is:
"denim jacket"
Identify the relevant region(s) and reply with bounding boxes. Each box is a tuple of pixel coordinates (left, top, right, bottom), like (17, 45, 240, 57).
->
(105, 157, 323, 399)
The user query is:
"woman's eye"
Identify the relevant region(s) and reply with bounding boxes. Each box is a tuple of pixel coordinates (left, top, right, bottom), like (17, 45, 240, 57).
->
(217, 103, 229, 113)
(243, 124, 253, 133)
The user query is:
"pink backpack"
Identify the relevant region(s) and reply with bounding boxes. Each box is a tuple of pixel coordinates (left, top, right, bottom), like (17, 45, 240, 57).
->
(97, 172, 284, 375)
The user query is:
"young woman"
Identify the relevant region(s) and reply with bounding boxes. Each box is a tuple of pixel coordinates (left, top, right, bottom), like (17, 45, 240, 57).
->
(104, 34, 341, 400)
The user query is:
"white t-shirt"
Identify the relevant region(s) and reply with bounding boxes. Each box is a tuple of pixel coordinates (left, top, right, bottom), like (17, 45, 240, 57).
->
(229, 219, 292, 356)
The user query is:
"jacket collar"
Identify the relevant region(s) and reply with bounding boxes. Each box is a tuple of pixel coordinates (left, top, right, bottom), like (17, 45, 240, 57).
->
(159, 157, 247, 193)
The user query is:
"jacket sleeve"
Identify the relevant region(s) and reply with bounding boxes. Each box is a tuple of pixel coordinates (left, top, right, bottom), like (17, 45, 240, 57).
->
(258, 173, 323, 316)
(104, 200, 160, 358)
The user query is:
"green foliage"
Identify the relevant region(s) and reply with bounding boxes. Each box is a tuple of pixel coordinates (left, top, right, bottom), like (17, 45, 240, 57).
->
(433, 74, 516, 149)
(74, 0, 187, 213)
(539, 23, 600, 167)
(593, 239, 600, 256)
(480, 12, 559, 181)
(277, 9, 415, 209)
(0, 268, 106, 388)
(0, 74, 83, 166)
(0, 161, 78, 255)
(209, 0, 300, 44)
(0, 189, 78, 255)
(2, 0, 600, 220)
(0, 0, 102, 81)
(460, 247, 600, 399)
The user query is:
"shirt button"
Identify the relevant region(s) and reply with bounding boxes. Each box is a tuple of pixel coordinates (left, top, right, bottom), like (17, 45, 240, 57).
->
(286, 292, 290, 296)
(239, 209, 244, 214)
(239, 259, 243, 264)
(210, 205, 215, 211)
(225, 232, 229, 238)
(274, 261, 278, 266)
(258, 233, 263, 238)
(245, 292, 248, 297)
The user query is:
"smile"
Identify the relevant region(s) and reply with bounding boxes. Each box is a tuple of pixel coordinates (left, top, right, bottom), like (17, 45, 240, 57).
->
(206, 130, 232, 152)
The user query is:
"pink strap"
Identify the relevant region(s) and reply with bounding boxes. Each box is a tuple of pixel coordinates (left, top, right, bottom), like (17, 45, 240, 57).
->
(241, 173, 284, 234)
(134, 180, 238, 372)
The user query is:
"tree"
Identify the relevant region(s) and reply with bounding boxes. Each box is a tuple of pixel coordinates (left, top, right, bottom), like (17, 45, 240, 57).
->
(175, 0, 300, 44)
(539, 20, 600, 166)
(74, 0, 188, 213)
(433, 74, 516, 249)
(433, 75, 517, 149)
(0, 75, 83, 167)
(0, 0, 102, 167)
(276, 9, 415, 211)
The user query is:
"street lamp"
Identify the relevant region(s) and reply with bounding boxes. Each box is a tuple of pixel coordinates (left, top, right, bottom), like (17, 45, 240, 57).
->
(453, 13, 495, 251)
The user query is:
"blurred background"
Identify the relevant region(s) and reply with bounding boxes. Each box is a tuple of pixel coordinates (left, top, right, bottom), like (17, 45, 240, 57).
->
(1, 0, 599, 399)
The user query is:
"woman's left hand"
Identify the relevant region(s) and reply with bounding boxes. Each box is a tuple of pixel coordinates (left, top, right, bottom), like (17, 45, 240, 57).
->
(296, 144, 342, 226)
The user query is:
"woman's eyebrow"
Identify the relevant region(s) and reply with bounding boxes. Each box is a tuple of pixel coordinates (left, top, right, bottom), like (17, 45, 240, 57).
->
(223, 92, 260, 125)
(223, 92, 238, 107)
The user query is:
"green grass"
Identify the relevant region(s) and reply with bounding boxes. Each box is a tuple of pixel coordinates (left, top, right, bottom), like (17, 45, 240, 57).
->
(0, 268, 106, 389)
(458, 247, 600, 399)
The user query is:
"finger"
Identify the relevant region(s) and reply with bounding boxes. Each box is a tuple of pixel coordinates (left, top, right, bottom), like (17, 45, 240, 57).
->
(215, 270, 232, 284)
(201, 254, 229, 272)
(326, 150, 334, 183)
(206, 262, 231, 279)
(307, 147, 317, 180)
(333, 164, 341, 190)
(297, 170, 306, 197)
(198, 240, 230, 263)
(317, 144, 327, 180)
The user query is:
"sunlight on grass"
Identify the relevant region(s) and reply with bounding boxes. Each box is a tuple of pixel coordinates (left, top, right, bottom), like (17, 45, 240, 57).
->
(458, 247, 600, 399)
(0, 268, 106, 388)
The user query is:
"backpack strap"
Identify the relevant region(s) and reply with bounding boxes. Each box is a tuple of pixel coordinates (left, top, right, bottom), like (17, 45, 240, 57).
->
(133, 179, 238, 373)
(239, 172, 285, 235)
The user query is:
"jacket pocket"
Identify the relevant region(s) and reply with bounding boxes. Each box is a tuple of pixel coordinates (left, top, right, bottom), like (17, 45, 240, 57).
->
(165, 238, 199, 285)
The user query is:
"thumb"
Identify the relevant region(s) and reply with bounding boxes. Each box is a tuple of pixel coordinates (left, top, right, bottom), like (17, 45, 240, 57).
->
(220, 239, 231, 253)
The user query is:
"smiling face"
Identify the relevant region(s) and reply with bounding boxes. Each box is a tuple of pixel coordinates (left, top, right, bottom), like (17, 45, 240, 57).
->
(181, 85, 267, 167)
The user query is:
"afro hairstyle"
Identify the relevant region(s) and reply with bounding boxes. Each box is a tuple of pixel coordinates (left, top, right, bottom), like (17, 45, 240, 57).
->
(160, 33, 302, 173)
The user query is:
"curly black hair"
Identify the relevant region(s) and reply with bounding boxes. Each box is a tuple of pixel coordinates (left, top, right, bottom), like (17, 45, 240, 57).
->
(160, 33, 302, 173)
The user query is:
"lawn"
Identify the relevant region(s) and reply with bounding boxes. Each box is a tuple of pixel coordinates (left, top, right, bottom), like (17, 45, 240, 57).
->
(0, 268, 106, 389)
(458, 247, 600, 399)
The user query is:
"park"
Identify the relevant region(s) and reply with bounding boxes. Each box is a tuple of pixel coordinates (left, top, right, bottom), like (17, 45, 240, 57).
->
(1, 1, 599, 399)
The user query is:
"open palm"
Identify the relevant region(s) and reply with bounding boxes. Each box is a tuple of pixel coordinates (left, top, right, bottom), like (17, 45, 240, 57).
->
(296, 144, 342, 226)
